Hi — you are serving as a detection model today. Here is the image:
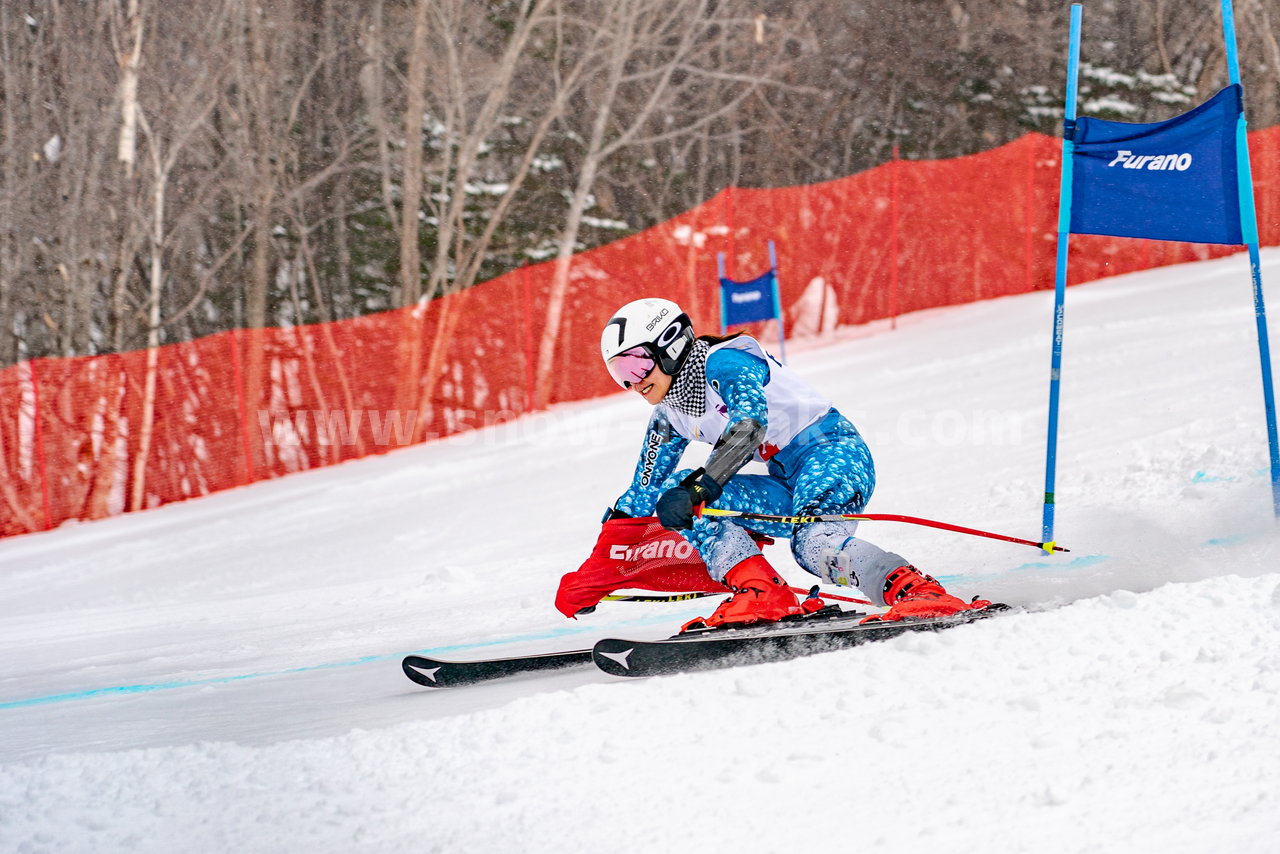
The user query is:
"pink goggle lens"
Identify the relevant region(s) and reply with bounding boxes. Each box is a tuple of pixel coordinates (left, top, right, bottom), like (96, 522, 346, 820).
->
(606, 347, 656, 388)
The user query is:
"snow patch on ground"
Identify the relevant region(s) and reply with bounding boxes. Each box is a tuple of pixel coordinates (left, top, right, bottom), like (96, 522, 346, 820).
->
(3, 573, 1279, 854)
(3, 251, 1280, 851)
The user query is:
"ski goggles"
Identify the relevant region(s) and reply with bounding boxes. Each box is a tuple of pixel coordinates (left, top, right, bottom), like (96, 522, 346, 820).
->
(606, 346, 657, 389)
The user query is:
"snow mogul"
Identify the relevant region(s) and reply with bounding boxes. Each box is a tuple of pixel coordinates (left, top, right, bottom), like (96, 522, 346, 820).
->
(563, 296, 992, 628)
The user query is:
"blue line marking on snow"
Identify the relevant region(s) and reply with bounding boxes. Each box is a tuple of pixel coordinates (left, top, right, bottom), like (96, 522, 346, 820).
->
(5, 465, 1270, 712)
(0, 654, 392, 711)
(1192, 470, 1237, 484)
(930, 552, 1113, 587)
(1004, 553, 1112, 574)
(0, 607, 704, 711)
(1192, 466, 1267, 484)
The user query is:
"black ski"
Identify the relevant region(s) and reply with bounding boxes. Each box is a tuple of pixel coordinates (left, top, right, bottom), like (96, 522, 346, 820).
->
(402, 648, 592, 688)
(592, 605, 1010, 678)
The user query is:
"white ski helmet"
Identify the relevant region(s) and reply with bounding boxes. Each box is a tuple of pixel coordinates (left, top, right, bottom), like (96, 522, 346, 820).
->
(600, 297, 695, 388)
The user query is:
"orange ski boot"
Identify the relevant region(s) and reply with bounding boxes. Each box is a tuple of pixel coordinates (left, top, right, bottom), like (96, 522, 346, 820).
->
(682, 555, 803, 631)
(861, 565, 991, 623)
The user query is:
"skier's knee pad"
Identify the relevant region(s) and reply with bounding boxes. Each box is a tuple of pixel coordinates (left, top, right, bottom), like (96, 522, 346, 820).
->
(684, 518, 761, 583)
(792, 521, 907, 599)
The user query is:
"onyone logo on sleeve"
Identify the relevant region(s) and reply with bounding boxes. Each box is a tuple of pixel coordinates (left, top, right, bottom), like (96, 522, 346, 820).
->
(1107, 150, 1193, 171)
(638, 429, 664, 486)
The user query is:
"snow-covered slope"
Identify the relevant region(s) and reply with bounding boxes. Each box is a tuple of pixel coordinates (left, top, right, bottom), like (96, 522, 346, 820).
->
(2, 252, 1280, 853)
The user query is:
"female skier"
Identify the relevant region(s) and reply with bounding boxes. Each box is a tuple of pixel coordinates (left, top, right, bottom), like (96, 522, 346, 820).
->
(600, 296, 991, 627)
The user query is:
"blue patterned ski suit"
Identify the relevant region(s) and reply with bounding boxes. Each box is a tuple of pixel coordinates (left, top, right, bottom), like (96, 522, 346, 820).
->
(612, 344, 908, 604)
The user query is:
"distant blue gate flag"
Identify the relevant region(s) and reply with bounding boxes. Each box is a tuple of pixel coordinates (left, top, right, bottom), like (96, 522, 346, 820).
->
(720, 270, 778, 326)
(1069, 85, 1244, 245)
(718, 239, 787, 361)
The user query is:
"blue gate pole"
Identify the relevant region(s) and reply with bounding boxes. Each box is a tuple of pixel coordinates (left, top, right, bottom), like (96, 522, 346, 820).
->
(717, 252, 729, 335)
(1222, 0, 1280, 517)
(1042, 4, 1083, 550)
(767, 240, 787, 363)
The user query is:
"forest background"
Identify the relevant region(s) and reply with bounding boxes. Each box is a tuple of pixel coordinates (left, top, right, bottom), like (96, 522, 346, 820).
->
(3, 0, 1278, 369)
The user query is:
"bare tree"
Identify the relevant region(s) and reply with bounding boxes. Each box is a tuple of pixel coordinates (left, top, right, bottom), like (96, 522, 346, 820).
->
(532, 0, 783, 408)
(0, 2, 25, 365)
(0, 0, 1266, 380)
(126, 4, 227, 511)
(1237, 0, 1280, 128)
(404, 0, 560, 427)
(399, 0, 431, 307)
(108, 0, 145, 353)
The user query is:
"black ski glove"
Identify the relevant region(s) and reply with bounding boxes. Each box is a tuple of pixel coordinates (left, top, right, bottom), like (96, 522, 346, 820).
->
(655, 468, 723, 530)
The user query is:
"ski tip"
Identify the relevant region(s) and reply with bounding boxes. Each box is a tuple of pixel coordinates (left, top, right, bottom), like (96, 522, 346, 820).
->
(402, 656, 447, 687)
(592, 640, 643, 677)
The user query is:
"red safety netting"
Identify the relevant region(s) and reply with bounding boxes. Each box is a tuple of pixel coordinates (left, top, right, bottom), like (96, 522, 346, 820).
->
(3, 129, 1279, 538)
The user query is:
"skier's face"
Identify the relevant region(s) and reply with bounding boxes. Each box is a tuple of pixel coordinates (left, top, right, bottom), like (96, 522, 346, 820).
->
(632, 366, 672, 405)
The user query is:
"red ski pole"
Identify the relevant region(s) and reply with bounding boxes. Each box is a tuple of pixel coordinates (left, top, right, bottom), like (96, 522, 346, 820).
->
(699, 507, 1069, 553)
(603, 587, 872, 606)
(790, 586, 872, 605)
